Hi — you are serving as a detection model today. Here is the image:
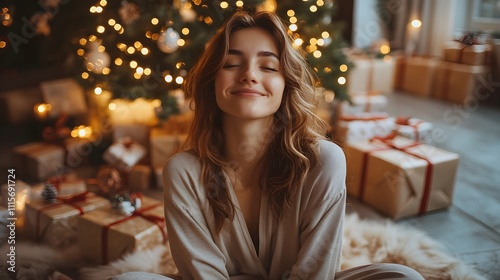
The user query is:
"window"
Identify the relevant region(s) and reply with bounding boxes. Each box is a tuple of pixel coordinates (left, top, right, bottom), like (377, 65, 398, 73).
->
(470, 0, 500, 32)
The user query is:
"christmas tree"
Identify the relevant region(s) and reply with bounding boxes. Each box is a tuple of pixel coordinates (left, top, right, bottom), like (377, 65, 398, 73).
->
(1, 0, 352, 118)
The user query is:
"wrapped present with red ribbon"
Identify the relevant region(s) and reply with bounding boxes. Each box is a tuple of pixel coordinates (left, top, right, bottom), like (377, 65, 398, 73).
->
(443, 32, 492, 66)
(78, 195, 166, 264)
(394, 117, 433, 143)
(28, 172, 88, 201)
(345, 135, 459, 220)
(336, 113, 395, 144)
(103, 136, 147, 171)
(25, 191, 110, 248)
(347, 55, 396, 96)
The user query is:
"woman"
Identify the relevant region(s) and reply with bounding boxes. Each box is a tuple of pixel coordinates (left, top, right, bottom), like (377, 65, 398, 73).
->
(114, 10, 423, 280)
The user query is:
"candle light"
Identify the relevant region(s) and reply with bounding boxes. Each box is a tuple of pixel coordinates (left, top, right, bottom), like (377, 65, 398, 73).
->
(34, 103, 52, 120)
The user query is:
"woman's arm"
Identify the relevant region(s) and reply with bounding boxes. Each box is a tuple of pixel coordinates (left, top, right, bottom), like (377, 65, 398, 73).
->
(287, 141, 347, 279)
(163, 153, 230, 280)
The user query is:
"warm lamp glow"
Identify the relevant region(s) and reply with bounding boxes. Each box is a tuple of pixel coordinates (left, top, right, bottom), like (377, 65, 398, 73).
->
(380, 45, 391, 54)
(411, 19, 422, 28)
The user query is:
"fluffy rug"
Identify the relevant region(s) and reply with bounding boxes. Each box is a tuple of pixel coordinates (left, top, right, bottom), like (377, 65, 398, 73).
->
(1, 214, 487, 280)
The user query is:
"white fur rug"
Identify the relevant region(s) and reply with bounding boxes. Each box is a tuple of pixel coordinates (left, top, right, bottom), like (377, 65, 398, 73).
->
(1, 214, 487, 280)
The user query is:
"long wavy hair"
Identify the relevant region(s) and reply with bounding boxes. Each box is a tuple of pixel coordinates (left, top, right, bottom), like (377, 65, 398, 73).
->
(183, 11, 329, 233)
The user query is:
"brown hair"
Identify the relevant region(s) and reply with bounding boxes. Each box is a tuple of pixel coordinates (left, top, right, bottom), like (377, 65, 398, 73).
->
(183, 11, 329, 233)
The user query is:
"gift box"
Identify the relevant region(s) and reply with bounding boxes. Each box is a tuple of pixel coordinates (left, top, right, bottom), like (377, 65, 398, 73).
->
(347, 56, 395, 95)
(154, 166, 163, 189)
(393, 55, 407, 90)
(341, 95, 388, 115)
(401, 57, 439, 97)
(40, 78, 88, 117)
(127, 164, 152, 191)
(113, 124, 150, 165)
(150, 128, 184, 168)
(345, 137, 459, 220)
(434, 61, 491, 104)
(64, 137, 95, 168)
(336, 113, 395, 144)
(13, 142, 66, 180)
(103, 137, 147, 171)
(28, 173, 88, 201)
(443, 41, 491, 66)
(0, 87, 43, 124)
(394, 117, 433, 143)
(25, 192, 109, 248)
(78, 196, 166, 264)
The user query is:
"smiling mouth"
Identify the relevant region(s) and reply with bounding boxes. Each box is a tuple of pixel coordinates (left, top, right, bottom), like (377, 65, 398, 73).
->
(231, 89, 265, 97)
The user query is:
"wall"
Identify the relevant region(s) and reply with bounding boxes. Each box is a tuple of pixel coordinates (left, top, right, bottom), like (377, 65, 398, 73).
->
(352, 0, 385, 49)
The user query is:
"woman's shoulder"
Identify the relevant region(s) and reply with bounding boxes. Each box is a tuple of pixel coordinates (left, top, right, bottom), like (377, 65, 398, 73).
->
(163, 150, 201, 178)
(317, 139, 346, 166)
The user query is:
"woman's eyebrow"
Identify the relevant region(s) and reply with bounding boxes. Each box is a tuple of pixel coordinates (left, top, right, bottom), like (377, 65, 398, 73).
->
(228, 49, 279, 60)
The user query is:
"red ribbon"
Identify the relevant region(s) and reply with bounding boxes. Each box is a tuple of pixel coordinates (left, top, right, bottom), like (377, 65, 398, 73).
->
(395, 117, 424, 141)
(101, 203, 166, 264)
(359, 137, 434, 215)
(35, 191, 92, 241)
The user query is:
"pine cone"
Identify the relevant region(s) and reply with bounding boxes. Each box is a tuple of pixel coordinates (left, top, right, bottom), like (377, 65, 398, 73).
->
(42, 183, 58, 204)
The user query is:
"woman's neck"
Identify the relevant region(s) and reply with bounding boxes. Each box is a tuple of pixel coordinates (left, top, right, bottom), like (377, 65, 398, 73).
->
(223, 115, 274, 185)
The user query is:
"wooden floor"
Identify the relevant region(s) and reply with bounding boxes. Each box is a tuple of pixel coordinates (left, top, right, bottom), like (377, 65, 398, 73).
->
(347, 92, 500, 280)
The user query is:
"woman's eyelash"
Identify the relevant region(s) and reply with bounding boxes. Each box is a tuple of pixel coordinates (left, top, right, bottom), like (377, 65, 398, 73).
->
(223, 64, 240, 68)
(261, 67, 278, 72)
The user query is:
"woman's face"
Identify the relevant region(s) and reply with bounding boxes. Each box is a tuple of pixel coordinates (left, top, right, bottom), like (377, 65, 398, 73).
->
(214, 28, 285, 121)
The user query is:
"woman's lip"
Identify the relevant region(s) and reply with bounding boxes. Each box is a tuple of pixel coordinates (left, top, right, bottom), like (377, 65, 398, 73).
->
(231, 89, 265, 96)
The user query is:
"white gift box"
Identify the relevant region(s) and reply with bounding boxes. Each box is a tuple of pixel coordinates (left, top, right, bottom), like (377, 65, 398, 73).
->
(103, 137, 146, 171)
(337, 113, 395, 144)
(342, 95, 388, 115)
(395, 117, 434, 143)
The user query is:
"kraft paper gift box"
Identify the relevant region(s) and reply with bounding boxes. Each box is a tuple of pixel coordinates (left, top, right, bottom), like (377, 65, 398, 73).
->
(150, 128, 183, 168)
(103, 137, 147, 171)
(127, 164, 152, 191)
(341, 95, 388, 115)
(25, 192, 109, 248)
(443, 41, 491, 66)
(401, 57, 439, 97)
(347, 56, 395, 96)
(13, 142, 65, 180)
(345, 137, 459, 220)
(336, 113, 395, 144)
(394, 117, 433, 143)
(40, 78, 88, 117)
(78, 196, 166, 264)
(154, 166, 163, 188)
(28, 173, 88, 201)
(434, 61, 491, 104)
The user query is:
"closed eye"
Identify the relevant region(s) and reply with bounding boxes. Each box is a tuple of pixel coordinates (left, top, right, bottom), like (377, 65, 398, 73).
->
(222, 64, 240, 69)
(261, 67, 278, 72)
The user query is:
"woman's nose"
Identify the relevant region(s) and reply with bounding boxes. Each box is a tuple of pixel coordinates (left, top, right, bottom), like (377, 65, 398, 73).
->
(239, 65, 258, 84)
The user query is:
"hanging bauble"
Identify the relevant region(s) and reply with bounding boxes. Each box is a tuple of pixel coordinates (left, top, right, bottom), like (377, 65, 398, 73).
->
(157, 27, 180, 53)
(119, 0, 140, 25)
(180, 4, 196, 22)
(85, 41, 110, 74)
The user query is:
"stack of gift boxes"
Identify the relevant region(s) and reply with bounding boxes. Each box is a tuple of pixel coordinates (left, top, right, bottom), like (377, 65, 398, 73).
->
(398, 33, 492, 104)
(3, 78, 194, 265)
(337, 53, 460, 220)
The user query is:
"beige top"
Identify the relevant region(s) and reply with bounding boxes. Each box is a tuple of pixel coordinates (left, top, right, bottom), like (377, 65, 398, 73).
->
(163, 140, 346, 280)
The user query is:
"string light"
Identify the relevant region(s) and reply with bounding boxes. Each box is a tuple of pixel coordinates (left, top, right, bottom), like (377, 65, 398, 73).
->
(108, 19, 116, 26)
(127, 46, 135, 54)
(177, 39, 185, 46)
(144, 68, 152, 75)
(411, 19, 422, 28)
(0, 41, 6, 48)
(151, 18, 159, 25)
(136, 67, 144, 74)
(317, 39, 325, 46)
(323, 67, 332, 73)
(96, 6, 103, 13)
(102, 67, 110, 75)
(175, 76, 184, 84)
(141, 48, 149, 55)
(287, 10, 295, 17)
(108, 103, 117, 110)
(204, 16, 213, 25)
(129, 60, 138, 68)
(310, 5, 318, 12)
(220, 1, 229, 8)
(165, 75, 173, 83)
(321, 31, 330, 38)
(79, 38, 87, 45)
(100, 0, 107, 7)
(114, 24, 122, 31)
(380, 45, 390, 54)
(236, 1, 244, 7)
(81, 72, 89, 79)
(313, 50, 322, 58)
(317, 0, 324, 6)
(89, 35, 97, 42)
(294, 38, 303, 46)
(94, 87, 103, 95)
(290, 17, 297, 24)
(289, 24, 297, 31)
(145, 31, 152, 38)
(182, 28, 189, 35)
(98, 45, 105, 52)
(134, 41, 142, 49)
(339, 64, 348, 72)
(77, 49, 85, 56)
(338, 77, 346, 85)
